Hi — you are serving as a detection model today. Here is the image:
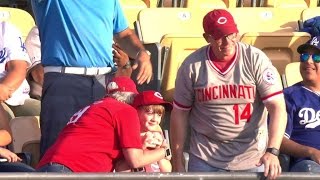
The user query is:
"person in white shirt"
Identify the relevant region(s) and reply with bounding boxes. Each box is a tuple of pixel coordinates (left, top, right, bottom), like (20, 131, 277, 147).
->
(0, 22, 40, 119)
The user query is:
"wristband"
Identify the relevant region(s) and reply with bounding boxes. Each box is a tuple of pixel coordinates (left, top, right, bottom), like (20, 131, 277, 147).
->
(266, 147, 280, 156)
(123, 61, 131, 69)
(123, 59, 136, 69)
(132, 167, 145, 172)
(136, 49, 151, 59)
(164, 147, 171, 158)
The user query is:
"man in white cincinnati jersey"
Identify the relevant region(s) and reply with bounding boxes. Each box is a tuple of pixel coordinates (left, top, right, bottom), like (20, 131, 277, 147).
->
(0, 22, 40, 118)
(280, 36, 320, 172)
(170, 9, 287, 179)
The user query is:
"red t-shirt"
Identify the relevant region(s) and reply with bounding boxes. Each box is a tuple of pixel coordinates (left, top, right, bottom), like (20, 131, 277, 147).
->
(37, 97, 142, 172)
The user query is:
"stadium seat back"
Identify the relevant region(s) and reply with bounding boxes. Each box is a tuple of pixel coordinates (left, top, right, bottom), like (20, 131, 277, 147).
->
(8, 116, 40, 153)
(240, 32, 310, 75)
(160, 34, 207, 101)
(301, 7, 320, 22)
(184, 0, 227, 8)
(148, 0, 158, 7)
(284, 62, 302, 87)
(263, 0, 308, 8)
(119, 0, 148, 29)
(137, 8, 211, 44)
(0, 7, 35, 41)
(229, 7, 304, 36)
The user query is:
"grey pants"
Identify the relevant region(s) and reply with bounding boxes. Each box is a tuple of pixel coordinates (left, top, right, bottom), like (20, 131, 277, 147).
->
(39, 72, 113, 157)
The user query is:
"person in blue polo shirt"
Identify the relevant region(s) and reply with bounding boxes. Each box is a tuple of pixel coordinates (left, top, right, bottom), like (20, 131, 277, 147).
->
(30, 0, 153, 157)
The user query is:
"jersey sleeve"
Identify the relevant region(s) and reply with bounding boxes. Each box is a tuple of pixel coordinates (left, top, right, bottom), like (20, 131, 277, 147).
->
(253, 48, 283, 102)
(116, 106, 142, 149)
(113, 0, 129, 34)
(3, 22, 30, 65)
(173, 60, 194, 110)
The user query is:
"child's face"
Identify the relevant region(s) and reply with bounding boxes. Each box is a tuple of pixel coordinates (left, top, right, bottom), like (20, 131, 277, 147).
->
(138, 106, 163, 132)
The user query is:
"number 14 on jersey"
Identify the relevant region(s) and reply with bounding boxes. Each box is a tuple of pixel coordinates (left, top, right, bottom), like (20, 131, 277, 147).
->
(233, 104, 252, 125)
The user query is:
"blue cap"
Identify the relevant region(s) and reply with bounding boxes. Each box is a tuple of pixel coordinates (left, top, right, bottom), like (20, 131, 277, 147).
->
(297, 36, 320, 54)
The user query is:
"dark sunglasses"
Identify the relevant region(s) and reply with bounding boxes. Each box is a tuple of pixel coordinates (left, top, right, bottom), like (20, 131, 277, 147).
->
(300, 53, 320, 63)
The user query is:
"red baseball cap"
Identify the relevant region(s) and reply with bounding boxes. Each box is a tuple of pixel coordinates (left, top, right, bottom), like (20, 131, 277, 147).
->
(106, 76, 138, 94)
(203, 9, 239, 40)
(133, 90, 172, 111)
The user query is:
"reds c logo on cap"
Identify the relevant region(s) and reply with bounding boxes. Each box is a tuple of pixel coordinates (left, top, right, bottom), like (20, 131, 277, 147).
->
(107, 81, 118, 92)
(217, 17, 228, 25)
(154, 92, 163, 100)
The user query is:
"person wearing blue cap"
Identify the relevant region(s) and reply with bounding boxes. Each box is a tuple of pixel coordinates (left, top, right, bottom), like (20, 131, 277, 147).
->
(280, 36, 320, 172)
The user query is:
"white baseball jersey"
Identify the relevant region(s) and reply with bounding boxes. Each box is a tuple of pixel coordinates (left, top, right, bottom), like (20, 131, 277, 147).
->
(0, 21, 31, 106)
(173, 42, 283, 170)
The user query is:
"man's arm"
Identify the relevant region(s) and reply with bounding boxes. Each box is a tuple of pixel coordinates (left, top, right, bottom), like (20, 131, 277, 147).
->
(114, 28, 152, 84)
(122, 147, 167, 168)
(170, 107, 190, 172)
(0, 60, 28, 101)
(281, 137, 320, 164)
(2, 60, 28, 90)
(258, 96, 287, 179)
(0, 105, 11, 146)
(266, 96, 287, 153)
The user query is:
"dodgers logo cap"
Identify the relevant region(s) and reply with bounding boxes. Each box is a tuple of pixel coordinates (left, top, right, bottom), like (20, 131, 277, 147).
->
(107, 76, 138, 94)
(133, 90, 172, 111)
(203, 9, 239, 40)
(297, 36, 320, 54)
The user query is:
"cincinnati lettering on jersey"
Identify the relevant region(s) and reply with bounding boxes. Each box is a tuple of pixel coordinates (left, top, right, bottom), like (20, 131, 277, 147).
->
(195, 84, 256, 102)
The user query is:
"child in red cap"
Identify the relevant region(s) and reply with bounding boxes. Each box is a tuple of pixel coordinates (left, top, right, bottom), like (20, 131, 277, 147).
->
(115, 90, 172, 172)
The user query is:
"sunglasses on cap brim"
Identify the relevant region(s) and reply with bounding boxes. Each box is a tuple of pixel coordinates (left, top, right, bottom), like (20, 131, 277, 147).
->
(300, 53, 320, 63)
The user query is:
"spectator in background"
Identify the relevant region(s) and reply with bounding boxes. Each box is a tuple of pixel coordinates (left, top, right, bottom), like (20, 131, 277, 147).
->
(30, 1, 152, 157)
(25, 26, 42, 100)
(116, 90, 172, 172)
(37, 77, 169, 172)
(0, 21, 40, 119)
(0, 104, 35, 172)
(170, 9, 287, 180)
(280, 36, 320, 172)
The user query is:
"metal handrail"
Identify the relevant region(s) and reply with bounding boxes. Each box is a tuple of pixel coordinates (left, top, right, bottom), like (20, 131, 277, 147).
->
(0, 172, 319, 180)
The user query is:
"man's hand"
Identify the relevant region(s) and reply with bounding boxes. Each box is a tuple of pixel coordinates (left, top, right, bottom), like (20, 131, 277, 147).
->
(256, 152, 281, 180)
(113, 29, 152, 84)
(308, 148, 320, 164)
(0, 84, 13, 101)
(113, 43, 133, 77)
(0, 147, 21, 162)
(112, 43, 129, 67)
(134, 50, 152, 85)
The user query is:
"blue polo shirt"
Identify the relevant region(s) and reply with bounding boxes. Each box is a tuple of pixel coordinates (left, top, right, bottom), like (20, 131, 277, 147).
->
(31, 0, 128, 67)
